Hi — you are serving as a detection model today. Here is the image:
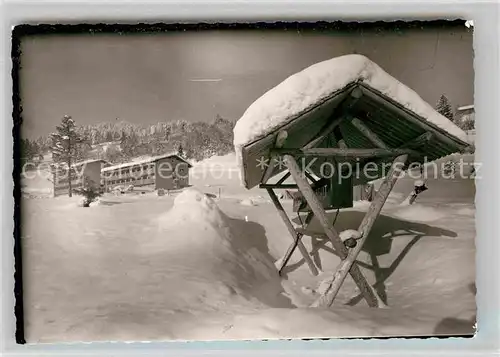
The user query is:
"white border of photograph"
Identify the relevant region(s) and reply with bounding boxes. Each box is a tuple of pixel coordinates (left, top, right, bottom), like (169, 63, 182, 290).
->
(1, 1, 499, 356)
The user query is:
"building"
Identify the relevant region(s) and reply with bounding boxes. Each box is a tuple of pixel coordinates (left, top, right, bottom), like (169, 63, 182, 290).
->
(101, 153, 192, 191)
(52, 159, 109, 197)
(457, 105, 475, 144)
(457, 104, 474, 116)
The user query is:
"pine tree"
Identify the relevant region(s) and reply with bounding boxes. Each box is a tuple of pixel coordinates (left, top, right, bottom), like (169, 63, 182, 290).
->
(20, 138, 35, 167)
(436, 94, 454, 121)
(50, 115, 87, 197)
(177, 143, 185, 158)
(74, 179, 102, 207)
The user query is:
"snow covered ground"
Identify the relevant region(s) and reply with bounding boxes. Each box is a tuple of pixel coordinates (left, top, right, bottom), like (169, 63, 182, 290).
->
(21, 154, 476, 343)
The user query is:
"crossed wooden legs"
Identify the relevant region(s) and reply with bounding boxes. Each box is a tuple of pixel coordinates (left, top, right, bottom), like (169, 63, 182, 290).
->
(267, 154, 407, 308)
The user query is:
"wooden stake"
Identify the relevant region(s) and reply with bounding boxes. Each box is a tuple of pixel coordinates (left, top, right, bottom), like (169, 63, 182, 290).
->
(305, 171, 318, 184)
(316, 154, 408, 308)
(261, 130, 288, 184)
(278, 211, 315, 275)
(284, 154, 379, 307)
(276, 171, 291, 185)
(260, 183, 298, 189)
(267, 188, 319, 276)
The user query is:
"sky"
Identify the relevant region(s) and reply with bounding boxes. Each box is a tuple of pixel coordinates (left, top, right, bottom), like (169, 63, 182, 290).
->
(19, 25, 474, 139)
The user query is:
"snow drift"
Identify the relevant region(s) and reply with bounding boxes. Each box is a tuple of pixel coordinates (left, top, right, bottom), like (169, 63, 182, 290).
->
(152, 188, 290, 310)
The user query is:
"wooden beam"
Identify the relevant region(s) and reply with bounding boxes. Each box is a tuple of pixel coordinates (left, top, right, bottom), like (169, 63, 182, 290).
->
(332, 125, 348, 149)
(305, 171, 318, 184)
(260, 130, 288, 184)
(273, 147, 418, 158)
(302, 86, 362, 150)
(278, 211, 315, 275)
(400, 132, 434, 149)
(350, 86, 363, 100)
(356, 131, 433, 180)
(350, 117, 389, 149)
(358, 84, 468, 149)
(267, 188, 319, 276)
(259, 178, 330, 190)
(259, 183, 298, 189)
(284, 154, 379, 307)
(276, 171, 291, 185)
(315, 154, 408, 308)
(303, 117, 344, 150)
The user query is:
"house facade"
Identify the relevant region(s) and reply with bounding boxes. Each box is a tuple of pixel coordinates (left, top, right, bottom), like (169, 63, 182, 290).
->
(101, 153, 192, 191)
(52, 159, 109, 197)
(456, 105, 475, 144)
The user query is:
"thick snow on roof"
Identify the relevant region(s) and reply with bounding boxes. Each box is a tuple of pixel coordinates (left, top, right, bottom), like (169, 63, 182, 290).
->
(51, 159, 108, 170)
(102, 152, 192, 172)
(457, 104, 474, 112)
(233, 54, 468, 150)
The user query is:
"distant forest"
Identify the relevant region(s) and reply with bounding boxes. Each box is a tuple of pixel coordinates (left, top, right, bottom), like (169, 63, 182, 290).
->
(20, 114, 236, 165)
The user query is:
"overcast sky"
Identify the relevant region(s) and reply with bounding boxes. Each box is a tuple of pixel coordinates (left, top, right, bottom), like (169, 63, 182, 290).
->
(19, 27, 473, 139)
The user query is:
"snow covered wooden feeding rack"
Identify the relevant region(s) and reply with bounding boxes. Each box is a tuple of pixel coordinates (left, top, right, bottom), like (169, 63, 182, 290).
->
(233, 54, 471, 308)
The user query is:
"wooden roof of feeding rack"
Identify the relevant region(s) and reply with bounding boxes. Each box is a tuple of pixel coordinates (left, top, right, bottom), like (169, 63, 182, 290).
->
(233, 55, 471, 190)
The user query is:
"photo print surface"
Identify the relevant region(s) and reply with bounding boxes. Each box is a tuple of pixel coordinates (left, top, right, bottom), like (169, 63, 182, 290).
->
(13, 21, 476, 343)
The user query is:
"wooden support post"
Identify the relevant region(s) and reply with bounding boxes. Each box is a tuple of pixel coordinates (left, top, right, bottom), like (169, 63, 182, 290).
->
(284, 154, 379, 307)
(276, 171, 291, 185)
(334, 126, 348, 149)
(305, 171, 318, 184)
(278, 211, 315, 275)
(260, 183, 298, 189)
(267, 188, 319, 276)
(261, 130, 288, 184)
(315, 154, 408, 308)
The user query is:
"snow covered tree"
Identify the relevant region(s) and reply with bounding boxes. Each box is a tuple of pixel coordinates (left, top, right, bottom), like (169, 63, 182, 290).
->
(454, 113, 475, 131)
(20, 138, 36, 167)
(50, 115, 87, 197)
(120, 131, 140, 160)
(74, 179, 102, 207)
(177, 143, 185, 158)
(436, 94, 454, 121)
(442, 160, 457, 177)
(103, 145, 122, 163)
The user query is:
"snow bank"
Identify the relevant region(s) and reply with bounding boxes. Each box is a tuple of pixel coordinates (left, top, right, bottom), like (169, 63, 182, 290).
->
(391, 204, 447, 223)
(233, 54, 467, 150)
(194, 153, 238, 168)
(153, 188, 287, 308)
(240, 198, 257, 206)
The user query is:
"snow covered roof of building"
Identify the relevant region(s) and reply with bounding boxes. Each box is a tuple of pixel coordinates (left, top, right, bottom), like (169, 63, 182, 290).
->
(457, 105, 474, 112)
(233, 54, 471, 189)
(74, 159, 109, 167)
(102, 152, 192, 172)
(50, 159, 109, 170)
